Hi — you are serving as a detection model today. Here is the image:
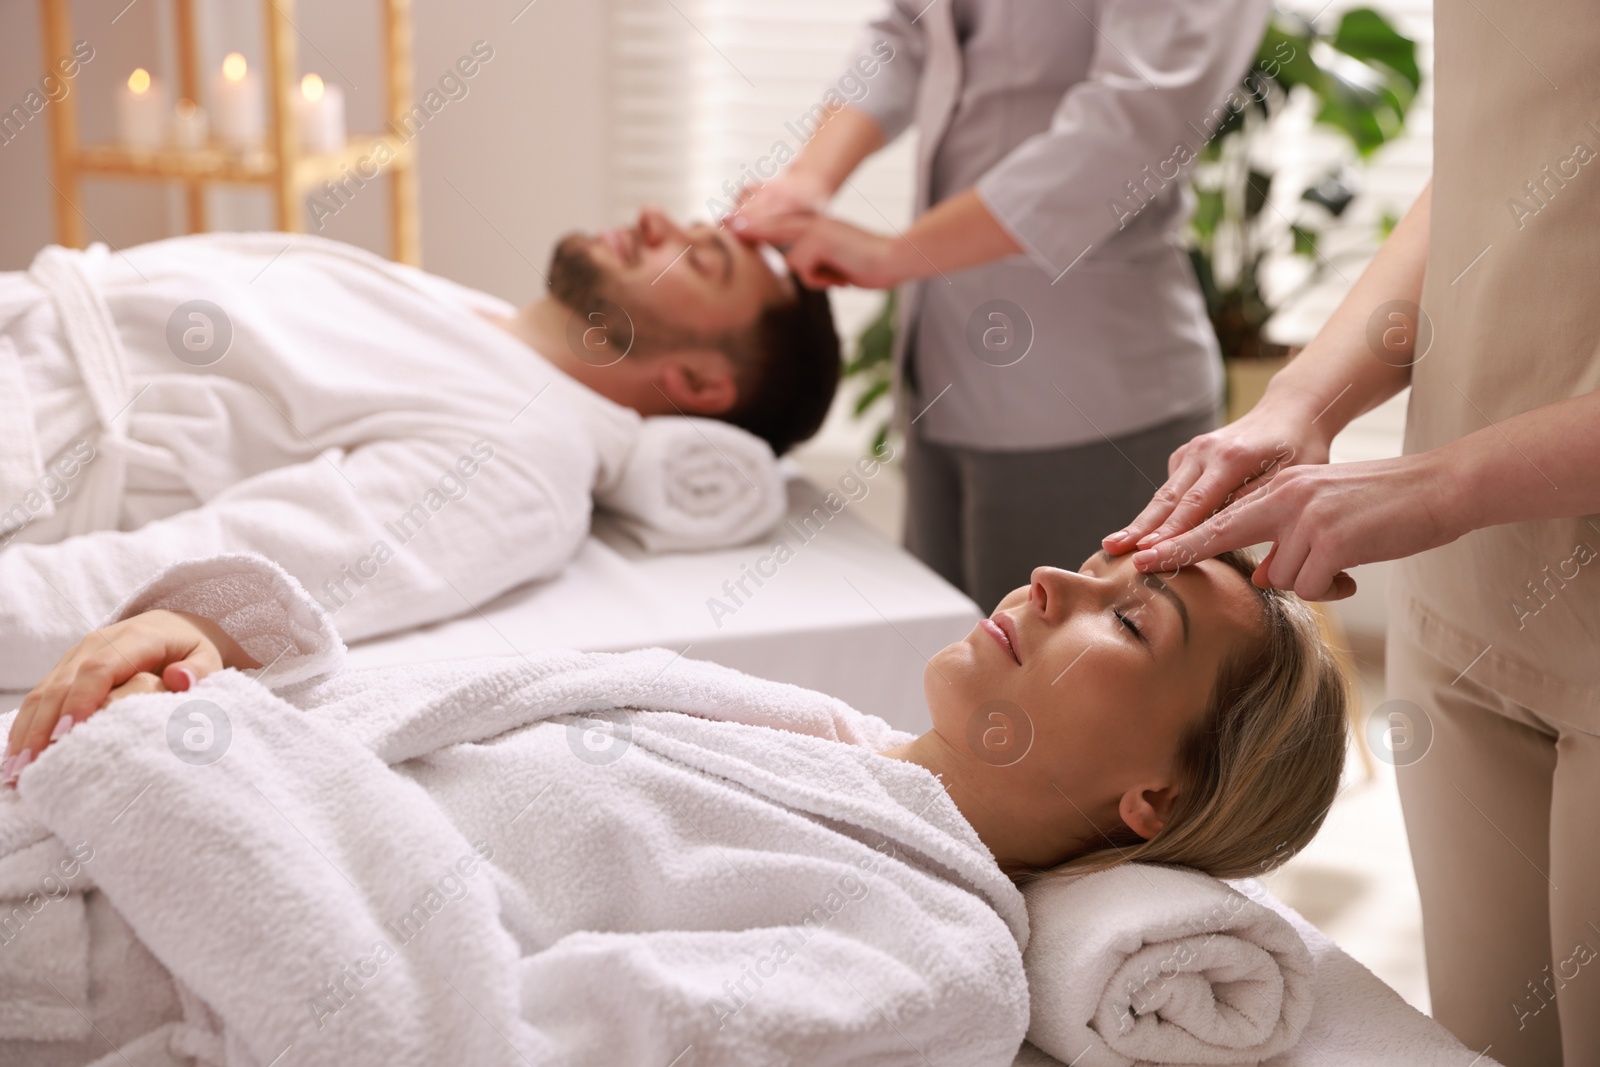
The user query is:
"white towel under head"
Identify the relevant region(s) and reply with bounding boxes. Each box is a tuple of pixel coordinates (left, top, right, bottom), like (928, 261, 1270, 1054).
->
(594, 415, 786, 552)
(1021, 863, 1315, 1066)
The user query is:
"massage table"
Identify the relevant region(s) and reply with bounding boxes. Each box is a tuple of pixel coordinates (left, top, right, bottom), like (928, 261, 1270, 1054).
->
(338, 466, 979, 735)
(0, 472, 1496, 1065)
(0, 471, 974, 733)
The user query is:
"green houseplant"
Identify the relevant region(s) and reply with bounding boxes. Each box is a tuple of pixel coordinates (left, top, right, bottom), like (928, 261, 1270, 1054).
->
(845, 5, 1421, 445)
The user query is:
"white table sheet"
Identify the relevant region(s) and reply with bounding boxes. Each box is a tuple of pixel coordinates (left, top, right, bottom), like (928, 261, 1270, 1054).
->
(344, 472, 977, 734)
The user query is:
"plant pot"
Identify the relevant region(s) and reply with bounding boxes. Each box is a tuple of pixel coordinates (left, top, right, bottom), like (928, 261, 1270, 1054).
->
(1223, 345, 1296, 424)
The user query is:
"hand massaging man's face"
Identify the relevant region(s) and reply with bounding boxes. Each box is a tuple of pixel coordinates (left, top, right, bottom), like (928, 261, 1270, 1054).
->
(545, 205, 794, 413)
(925, 548, 1265, 867)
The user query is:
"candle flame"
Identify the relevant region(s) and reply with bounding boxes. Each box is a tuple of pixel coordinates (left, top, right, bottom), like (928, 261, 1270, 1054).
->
(128, 68, 151, 95)
(301, 73, 325, 102)
(222, 53, 248, 82)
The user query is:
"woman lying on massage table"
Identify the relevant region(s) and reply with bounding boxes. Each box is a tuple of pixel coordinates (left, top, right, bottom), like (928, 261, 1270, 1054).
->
(0, 545, 1346, 1065)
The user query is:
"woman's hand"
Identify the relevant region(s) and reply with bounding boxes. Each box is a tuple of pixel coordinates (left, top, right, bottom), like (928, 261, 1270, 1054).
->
(1122, 450, 1466, 600)
(1103, 393, 1338, 555)
(736, 211, 908, 289)
(730, 169, 833, 229)
(3, 610, 260, 783)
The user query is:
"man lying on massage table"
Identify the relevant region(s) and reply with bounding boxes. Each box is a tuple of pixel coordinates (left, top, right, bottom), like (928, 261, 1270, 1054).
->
(0, 211, 840, 689)
(0, 544, 1345, 1065)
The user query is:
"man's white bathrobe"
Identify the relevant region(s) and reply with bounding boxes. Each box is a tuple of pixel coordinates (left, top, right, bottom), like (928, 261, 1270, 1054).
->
(0, 234, 779, 691)
(0, 555, 1030, 1066)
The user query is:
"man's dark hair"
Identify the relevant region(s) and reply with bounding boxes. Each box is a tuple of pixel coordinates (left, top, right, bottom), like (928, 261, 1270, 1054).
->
(718, 275, 842, 456)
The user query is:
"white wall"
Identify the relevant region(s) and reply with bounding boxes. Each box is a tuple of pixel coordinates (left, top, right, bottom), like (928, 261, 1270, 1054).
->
(0, 0, 611, 305)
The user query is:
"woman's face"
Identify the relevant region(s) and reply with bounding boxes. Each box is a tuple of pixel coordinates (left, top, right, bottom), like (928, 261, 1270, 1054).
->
(923, 548, 1265, 868)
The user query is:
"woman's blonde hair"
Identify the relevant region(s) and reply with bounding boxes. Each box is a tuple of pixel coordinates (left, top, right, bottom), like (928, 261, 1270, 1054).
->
(1027, 546, 1350, 882)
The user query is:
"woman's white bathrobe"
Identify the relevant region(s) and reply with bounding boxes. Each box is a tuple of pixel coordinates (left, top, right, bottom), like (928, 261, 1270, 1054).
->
(0, 233, 778, 692)
(0, 555, 1030, 1066)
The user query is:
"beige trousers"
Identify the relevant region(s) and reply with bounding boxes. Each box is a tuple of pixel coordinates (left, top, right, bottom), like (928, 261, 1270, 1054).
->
(1387, 627, 1600, 1067)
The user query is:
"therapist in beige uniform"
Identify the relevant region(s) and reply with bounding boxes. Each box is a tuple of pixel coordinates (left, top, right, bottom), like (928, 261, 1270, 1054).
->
(1107, 4, 1600, 1064)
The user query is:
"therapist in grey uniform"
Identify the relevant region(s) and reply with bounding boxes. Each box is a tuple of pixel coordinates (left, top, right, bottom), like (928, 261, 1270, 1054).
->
(736, 0, 1271, 610)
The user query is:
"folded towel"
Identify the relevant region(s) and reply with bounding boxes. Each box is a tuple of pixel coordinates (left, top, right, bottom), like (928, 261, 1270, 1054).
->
(595, 415, 785, 552)
(1022, 864, 1314, 1066)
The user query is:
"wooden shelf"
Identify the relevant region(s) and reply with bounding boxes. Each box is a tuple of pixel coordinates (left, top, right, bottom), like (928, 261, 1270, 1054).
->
(39, 0, 420, 264)
(71, 135, 416, 190)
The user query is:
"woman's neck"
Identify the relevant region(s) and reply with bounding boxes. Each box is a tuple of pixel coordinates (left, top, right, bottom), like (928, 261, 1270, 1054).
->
(879, 731, 1094, 873)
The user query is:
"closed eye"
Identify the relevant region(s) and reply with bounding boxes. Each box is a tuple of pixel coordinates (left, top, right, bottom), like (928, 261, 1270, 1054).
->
(689, 233, 734, 282)
(1114, 608, 1146, 643)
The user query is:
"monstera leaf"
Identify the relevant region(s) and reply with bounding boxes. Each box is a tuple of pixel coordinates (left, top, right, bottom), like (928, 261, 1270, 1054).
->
(1259, 7, 1420, 155)
(1184, 4, 1420, 364)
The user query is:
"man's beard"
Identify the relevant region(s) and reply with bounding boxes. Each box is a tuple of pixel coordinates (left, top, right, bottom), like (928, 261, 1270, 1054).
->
(546, 232, 706, 358)
(546, 234, 608, 315)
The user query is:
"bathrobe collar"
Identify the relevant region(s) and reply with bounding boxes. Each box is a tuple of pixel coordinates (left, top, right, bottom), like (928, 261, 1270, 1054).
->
(625, 709, 1032, 950)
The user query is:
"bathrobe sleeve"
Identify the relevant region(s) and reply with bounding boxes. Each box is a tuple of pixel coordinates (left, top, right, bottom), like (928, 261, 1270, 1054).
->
(974, 0, 1270, 276)
(0, 422, 595, 690)
(15, 666, 548, 1067)
(516, 925, 1024, 1066)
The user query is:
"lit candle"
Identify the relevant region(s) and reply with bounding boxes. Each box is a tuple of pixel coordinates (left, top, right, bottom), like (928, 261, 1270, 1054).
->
(295, 73, 346, 155)
(117, 68, 167, 150)
(171, 97, 209, 150)
(212, 52, 262, 150)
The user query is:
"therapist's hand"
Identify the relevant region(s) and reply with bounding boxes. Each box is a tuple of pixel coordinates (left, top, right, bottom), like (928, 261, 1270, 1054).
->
(3, 609, 260, 783)
(1123, 451, 1466, 600)
(730, 170, 832, 229)
(1104, 398, 1335, 554)
(737, 212, 908, 289)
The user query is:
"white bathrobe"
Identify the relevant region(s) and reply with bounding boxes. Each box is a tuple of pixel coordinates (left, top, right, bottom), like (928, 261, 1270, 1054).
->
(0, 234, 778, 692)
(0, 555, 1030, 1066)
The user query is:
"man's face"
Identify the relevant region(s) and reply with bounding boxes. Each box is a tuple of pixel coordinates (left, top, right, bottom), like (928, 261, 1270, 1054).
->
(547, 205, 792, 355)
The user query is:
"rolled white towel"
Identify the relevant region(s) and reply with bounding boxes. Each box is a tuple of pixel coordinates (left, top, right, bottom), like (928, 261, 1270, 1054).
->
(1022, 864, 1315, 1067)
(595, 415, 785, 552)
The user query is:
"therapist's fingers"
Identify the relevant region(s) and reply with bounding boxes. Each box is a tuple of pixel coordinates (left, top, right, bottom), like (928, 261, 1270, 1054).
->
(1130, 488, 1277, 574)
(778, 224, 847, 287)
(1142, 443, 1294, 551)
(1241, 547, 1356, 598)
(1100, 447, 1209, 550)
(729, 210, 819, 248)
(1264, 529, 1362, 601)
(785, 240, 846, 288)
(1166, 438, 1192, 479)
(730, 173, 829, 226)
(1256, 541, 1359, 600)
